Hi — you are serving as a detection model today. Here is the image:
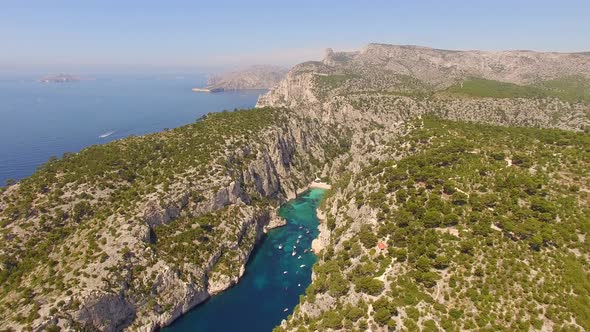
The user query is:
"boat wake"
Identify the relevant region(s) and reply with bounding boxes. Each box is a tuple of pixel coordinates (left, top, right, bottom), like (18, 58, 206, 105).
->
(98, 131, 115, 138)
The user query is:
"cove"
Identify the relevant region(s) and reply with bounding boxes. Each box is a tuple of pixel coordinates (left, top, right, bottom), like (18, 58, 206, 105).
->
(163, 188, 326, 332)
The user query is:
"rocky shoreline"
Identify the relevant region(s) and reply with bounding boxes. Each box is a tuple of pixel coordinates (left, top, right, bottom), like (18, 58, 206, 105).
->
(156, 184, 319, 330)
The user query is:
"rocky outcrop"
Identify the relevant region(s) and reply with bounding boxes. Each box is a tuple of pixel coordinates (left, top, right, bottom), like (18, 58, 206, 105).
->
(264, 210, 287, 232)
(256, 69, 320, 112)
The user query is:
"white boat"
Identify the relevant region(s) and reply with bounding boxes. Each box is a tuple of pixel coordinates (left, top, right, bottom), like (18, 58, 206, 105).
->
(296, 239, 300, 244)
(300, 264, 306, 268)
(298, 283, 301, 287)
(292, 251, 296, 256)
(283, 271, 288, 274)
(278, 244, 283, 250)
(284, 308, 288, 312)
(297, 255, 302, 259)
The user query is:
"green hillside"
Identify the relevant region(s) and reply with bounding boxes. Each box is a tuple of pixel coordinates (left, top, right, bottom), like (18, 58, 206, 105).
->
(446, 76, 590, 103)
(280, 117, 590, 331)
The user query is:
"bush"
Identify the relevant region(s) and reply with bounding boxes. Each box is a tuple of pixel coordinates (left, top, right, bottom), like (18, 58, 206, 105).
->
(321, 311, 342, 329)
(423, 210, 442, 228)
(354, 277, 384, 296)
(373, 307, 392, 325)
(359, 225, 378, 249)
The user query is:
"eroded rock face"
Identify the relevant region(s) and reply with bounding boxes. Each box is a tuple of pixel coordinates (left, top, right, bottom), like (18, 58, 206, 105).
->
(74, 292, 136, 332)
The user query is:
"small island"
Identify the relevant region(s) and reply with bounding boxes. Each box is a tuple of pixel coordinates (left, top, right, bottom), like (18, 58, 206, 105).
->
(191, 87, 225, 93)
(39, 74, 83, 83)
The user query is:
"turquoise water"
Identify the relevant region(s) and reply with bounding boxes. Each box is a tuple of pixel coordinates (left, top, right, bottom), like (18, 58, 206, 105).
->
(0, 74, 263, 184)
(164, 188, 326, 332)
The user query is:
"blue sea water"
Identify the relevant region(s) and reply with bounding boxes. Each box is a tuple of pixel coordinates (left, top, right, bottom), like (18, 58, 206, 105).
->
(0, 74, 264, 184)
(164, 188, 326, 332)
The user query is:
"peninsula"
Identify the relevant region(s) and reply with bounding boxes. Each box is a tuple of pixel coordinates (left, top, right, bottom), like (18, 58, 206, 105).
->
(192, 65, 288, 93)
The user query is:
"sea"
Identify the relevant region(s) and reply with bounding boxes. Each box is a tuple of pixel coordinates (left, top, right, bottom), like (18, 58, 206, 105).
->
(0, 73, 264, 185)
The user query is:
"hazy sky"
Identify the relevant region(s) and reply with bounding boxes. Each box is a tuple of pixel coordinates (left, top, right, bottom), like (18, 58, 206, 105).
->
(1, 0, 589, 72)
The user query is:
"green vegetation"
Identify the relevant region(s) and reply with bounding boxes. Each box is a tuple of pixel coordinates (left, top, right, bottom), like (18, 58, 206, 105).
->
(313, 73, 360, 99)
(446, 76, 590, 103)
(0, 107, 292, 328)
(284, 116, 590, 331)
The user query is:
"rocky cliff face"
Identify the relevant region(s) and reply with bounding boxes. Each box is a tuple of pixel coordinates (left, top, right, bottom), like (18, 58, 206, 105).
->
(0, 107, 345, 331)
(79, 113, 340, 331)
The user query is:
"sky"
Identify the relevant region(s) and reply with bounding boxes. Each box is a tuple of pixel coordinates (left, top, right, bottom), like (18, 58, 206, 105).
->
(1, 0, 589, 72)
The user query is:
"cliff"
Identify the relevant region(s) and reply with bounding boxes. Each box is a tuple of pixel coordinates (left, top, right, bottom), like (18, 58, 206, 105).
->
(0, 108, 344, 331)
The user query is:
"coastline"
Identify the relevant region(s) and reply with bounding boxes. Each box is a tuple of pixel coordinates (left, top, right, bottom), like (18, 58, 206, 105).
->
(309, 181, 332, 190)
(306, 181, 332, 255)
(157, 206, 283, 330)
(296, 180, 332, 196)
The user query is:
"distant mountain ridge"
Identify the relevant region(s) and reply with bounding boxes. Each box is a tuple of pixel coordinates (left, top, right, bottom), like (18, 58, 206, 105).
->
(204, 65, 288, 90)
(258, 43, 590, 130)
(320, 44, 590, 88)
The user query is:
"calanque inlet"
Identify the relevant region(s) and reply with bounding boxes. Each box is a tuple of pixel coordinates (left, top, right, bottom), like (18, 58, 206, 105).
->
(164, 188, 326, 331)
(0, 44, 589, 331)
